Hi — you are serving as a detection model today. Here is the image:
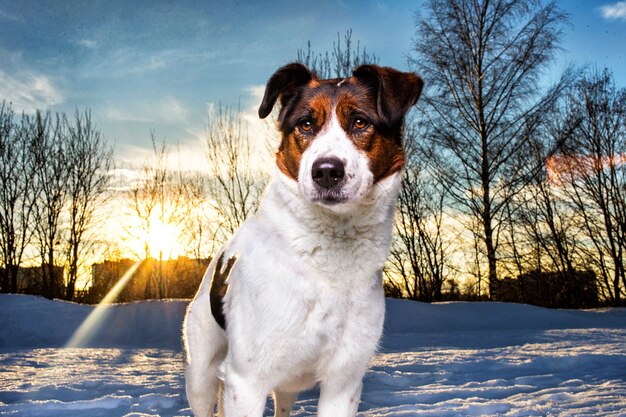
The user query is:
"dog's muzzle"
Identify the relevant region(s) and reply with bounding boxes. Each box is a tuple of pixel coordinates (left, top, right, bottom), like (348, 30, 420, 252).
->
(311, 158, 347, 204)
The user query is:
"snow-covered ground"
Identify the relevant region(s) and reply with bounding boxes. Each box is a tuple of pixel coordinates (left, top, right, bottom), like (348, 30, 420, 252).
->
(1, 294, 625, 416)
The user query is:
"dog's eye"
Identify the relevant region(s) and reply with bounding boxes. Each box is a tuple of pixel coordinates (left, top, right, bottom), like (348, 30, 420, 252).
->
(353, 118, 369, 130)
(299, 120, 313, 132)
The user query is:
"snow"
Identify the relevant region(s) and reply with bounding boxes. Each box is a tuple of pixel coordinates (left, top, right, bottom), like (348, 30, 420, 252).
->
(1, 294, 625, 416)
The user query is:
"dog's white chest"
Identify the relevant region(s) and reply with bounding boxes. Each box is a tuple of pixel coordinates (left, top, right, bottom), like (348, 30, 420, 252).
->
(219, 205, 388, 388)
(249, 272, 385, 391)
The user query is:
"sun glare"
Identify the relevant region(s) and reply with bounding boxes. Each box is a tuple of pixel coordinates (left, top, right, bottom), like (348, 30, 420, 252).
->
(65, 261, 142, 348)
(148, 219, 180, 259)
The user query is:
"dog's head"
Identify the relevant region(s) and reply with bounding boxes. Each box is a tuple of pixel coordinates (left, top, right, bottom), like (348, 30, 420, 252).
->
(259, 63, 423, 211)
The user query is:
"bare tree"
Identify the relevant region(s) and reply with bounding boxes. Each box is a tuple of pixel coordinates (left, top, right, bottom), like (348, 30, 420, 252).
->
(180, 172, 211, 261)
(491, 84, 581, 278)
(296, 29, 378, 79)
(63, 109, 113, 301)
(30, 110, 68, 299)
(1, 105, 112, 300)
(204, 105, 267, 249)
(515, 134, 579, 276)
(410, 0, 572, 300)
(386, 167, 450, 301)
(559, 69, 626, 305)
(385, 125, 452, 301)
(0, 101, 37, 293)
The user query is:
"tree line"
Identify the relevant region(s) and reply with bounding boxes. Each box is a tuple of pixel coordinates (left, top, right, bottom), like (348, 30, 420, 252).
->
(0, 101, 263, 302)
(384, 0, 626, 307)
(2, 0, 625, 307)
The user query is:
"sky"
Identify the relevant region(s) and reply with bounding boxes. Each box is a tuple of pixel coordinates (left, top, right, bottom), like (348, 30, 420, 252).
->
(1, 0, 626, 167)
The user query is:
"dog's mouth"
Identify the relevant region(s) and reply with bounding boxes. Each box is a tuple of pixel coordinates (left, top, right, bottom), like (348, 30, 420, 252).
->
(314, 197, 347, 205)
(311, 189, 349, 205)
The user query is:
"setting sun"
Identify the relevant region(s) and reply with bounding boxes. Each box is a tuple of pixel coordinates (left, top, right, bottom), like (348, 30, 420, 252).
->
(148, 218, 181, 259)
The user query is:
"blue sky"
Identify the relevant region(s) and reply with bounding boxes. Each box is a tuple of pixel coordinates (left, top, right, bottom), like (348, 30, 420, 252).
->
(1, 0, 625, 164)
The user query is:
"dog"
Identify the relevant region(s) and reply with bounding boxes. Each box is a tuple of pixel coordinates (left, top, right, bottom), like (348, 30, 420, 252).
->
(184, 62, 423, 417)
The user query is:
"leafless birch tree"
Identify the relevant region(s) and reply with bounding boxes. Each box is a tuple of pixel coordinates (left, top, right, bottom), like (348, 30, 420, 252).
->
(410, 0, 572, 299)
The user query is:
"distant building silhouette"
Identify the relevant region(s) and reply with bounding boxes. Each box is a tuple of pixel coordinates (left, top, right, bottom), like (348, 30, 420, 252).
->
(89, 257, 210, 303)
(0, 265, 65, 298)
(498, 270, 599, 309)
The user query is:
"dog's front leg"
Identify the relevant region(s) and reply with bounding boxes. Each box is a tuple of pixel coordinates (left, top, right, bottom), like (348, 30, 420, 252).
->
(317, 379, 363, 417)
(220, 370, 267, 417)
(272, 390, 298, 417)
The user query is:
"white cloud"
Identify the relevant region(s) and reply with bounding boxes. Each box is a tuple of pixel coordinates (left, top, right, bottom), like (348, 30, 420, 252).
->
(78, 39, 98, 49)
(78, 47, 169, 79)
(81, 46, 217, 80)
(104, 107, 151, 123)
(0, 8, 22, 23)
(0, 69, 64, 113)
(104, 96, 189, 124)
(600, 2, 626, 20)
(206, 102, 216, 119)
(160, 96, 189, 123)
(115, 139, 209, 174)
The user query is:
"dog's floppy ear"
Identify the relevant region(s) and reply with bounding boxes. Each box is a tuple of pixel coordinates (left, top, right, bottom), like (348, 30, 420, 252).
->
(352, 65, 423, 126)
(258, 63, 314, 119)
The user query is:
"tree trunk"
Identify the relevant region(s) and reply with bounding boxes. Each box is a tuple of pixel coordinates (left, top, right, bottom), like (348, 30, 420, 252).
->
(614, 268, 622, 307)
(9, 264, 18, 293)
(47, 246, 57, 299)
(484, 217, 499, 301)
(65, 241, 79, 301)
(66, 280, 75, 301)
(481, 127, 498, 300)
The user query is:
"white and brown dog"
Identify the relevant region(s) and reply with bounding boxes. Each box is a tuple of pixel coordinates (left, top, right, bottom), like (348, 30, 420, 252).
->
(184, 63, 423, 417)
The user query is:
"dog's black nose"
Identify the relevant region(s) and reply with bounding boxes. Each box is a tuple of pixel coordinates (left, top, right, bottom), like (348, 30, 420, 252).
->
(312, 158, 345, 189)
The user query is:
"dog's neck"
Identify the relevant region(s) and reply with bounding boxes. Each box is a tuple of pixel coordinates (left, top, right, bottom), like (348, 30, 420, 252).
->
(261, 170, 400, 230)
(255, 170, 401, 284)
